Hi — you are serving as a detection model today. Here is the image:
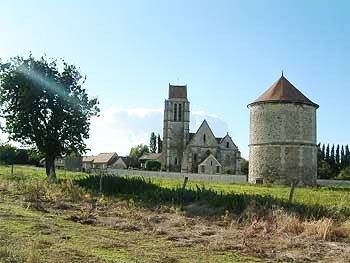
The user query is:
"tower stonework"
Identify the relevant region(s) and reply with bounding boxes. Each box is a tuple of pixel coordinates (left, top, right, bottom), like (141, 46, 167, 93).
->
(162, 84, 190, 172)
(248, 74, 319, 185)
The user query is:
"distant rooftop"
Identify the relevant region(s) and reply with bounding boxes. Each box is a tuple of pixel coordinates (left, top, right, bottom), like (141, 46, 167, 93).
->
(249, 73, 319, 108)
(169, 84, 187, 99)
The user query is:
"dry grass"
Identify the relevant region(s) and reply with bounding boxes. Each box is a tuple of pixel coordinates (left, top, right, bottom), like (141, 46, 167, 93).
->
(273, 208, 350, 240)
(1, 173, 350, 262)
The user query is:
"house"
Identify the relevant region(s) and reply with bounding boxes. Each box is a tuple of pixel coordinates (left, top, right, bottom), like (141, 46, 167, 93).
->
(92, 152, 118, 169)
(112, 156, 131, 169)
(82, 156, 95, 171)
(139, 153, 162, 169)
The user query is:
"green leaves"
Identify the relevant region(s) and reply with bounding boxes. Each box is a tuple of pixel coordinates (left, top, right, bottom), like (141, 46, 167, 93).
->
(0, 55, 100, 177)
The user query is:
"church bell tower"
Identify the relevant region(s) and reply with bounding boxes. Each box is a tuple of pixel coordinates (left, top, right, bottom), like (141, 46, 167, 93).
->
(162, 84, 190, 172)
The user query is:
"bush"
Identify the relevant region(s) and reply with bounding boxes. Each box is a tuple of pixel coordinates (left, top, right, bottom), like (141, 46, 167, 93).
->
(241, 159, 249, 175)
(145, 160, 161, 171)
(336, 167, 350, 180)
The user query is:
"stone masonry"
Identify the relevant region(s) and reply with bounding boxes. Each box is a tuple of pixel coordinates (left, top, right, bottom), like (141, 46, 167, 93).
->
(248, 74, 319, 185)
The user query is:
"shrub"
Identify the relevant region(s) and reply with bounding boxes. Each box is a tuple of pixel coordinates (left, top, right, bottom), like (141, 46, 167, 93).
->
(145, 160, 161, 171)
(336, 167, 350, 180)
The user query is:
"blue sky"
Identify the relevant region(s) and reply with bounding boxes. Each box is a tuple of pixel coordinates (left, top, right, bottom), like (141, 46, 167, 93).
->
(0, 0, 349, 157)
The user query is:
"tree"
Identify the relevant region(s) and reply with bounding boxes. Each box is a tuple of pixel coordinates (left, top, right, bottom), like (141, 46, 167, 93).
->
(317, 160, 332, 179)
(345, 145, 350, 167)
(335, 144, 340, 166)
(149, 132, 157, 153)
(341, 145, 345, 168)
(321, 144, 326, 160)
(330, 144, 335, 167)
(0, 144, 16, 165)
(129, 144, 149, 159)
(325, 144, 330, 162)
(157, 134, 162, 153)
(240, 159, 249, 175)
(0, 55, 99, 182)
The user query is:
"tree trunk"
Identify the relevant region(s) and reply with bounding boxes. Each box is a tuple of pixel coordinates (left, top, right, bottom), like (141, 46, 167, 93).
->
(45, 156, 57, 183)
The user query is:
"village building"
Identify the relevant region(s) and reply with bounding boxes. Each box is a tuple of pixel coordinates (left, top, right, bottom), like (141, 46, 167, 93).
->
(82, 156, 95, 171)
(82, 152, 118, 170)
(112, 156, 137, 169)
(162, 84, 241, 174)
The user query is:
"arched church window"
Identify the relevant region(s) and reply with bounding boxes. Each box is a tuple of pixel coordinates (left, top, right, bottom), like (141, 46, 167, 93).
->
(203, 134, 206, 144)
(226, 142, 229, 148)
(174, 156, 177, 165)
(178, 103, 182, 121)
(174, 104, 177, 121)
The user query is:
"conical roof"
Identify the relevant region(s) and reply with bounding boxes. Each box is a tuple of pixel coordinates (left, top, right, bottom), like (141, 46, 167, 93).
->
(248, 74, 318, 108)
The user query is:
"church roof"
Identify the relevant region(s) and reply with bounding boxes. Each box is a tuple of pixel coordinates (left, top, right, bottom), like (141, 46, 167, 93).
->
(248, 74, 319, 108)
(198, 154, 222, 167)
(169, 84, 187, 99)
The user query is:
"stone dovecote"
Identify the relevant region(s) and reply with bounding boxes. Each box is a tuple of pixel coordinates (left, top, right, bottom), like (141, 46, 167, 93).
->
(248, 74, 319, 185)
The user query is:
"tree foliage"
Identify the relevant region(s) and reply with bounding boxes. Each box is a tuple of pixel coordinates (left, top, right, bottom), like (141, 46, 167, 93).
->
(149, 132, 157, 153)
(0, 144, 41, 165)
(0, 55, 99, 181)
(240, 159, 249, 175)
(157, 134, 162, 154)
(318, 143, 350, 180)
(129, 144, 149, 159)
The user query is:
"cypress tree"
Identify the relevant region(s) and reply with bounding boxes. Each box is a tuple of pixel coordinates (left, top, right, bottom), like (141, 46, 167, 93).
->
(336, 144, 340, 167)
(341, 145, 345, 168)
(345, 145, 350, 167)
(325, 144, 330, 163)
(322, 144, 326, 160)
(330, 144, 335, 168)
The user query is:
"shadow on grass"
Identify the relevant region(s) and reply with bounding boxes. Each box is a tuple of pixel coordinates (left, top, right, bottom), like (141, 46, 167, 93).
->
(74, 174, 349, 220)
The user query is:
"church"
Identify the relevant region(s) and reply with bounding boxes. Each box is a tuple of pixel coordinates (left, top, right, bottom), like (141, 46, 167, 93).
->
(162, 84, 241, 174)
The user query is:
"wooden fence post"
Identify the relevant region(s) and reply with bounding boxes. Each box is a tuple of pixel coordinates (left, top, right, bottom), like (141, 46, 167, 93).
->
(288, 179, 298, 202)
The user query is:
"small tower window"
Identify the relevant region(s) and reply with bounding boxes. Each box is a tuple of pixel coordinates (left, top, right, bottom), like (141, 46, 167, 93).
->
(193, 153, 197, 163)
(226, 142, 229, 148)
(174, 104, 177, 121)
(216, 166, 220, 173)
(178, 103, 182, 121)
(174, 156, 177, 165)
(210, 160, 213, 166)
(203, 134, 206, 144)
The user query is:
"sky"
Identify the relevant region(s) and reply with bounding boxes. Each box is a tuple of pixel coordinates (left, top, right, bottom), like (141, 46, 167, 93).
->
(0, 0, 349, 158)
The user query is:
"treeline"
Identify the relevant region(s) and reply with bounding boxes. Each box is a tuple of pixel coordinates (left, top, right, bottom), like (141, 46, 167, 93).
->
(317, 143, 350, 180)
(0, 144, 41, 166)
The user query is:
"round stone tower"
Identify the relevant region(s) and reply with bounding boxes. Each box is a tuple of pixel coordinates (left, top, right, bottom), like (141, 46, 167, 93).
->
(248, 73, 319, 185)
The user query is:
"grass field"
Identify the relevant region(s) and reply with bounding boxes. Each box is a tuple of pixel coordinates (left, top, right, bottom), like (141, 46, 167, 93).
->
(0, 165, 349, 262)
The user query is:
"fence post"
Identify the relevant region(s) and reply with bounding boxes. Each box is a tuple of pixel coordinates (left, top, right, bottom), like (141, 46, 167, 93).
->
(288, 179, 298, 202)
